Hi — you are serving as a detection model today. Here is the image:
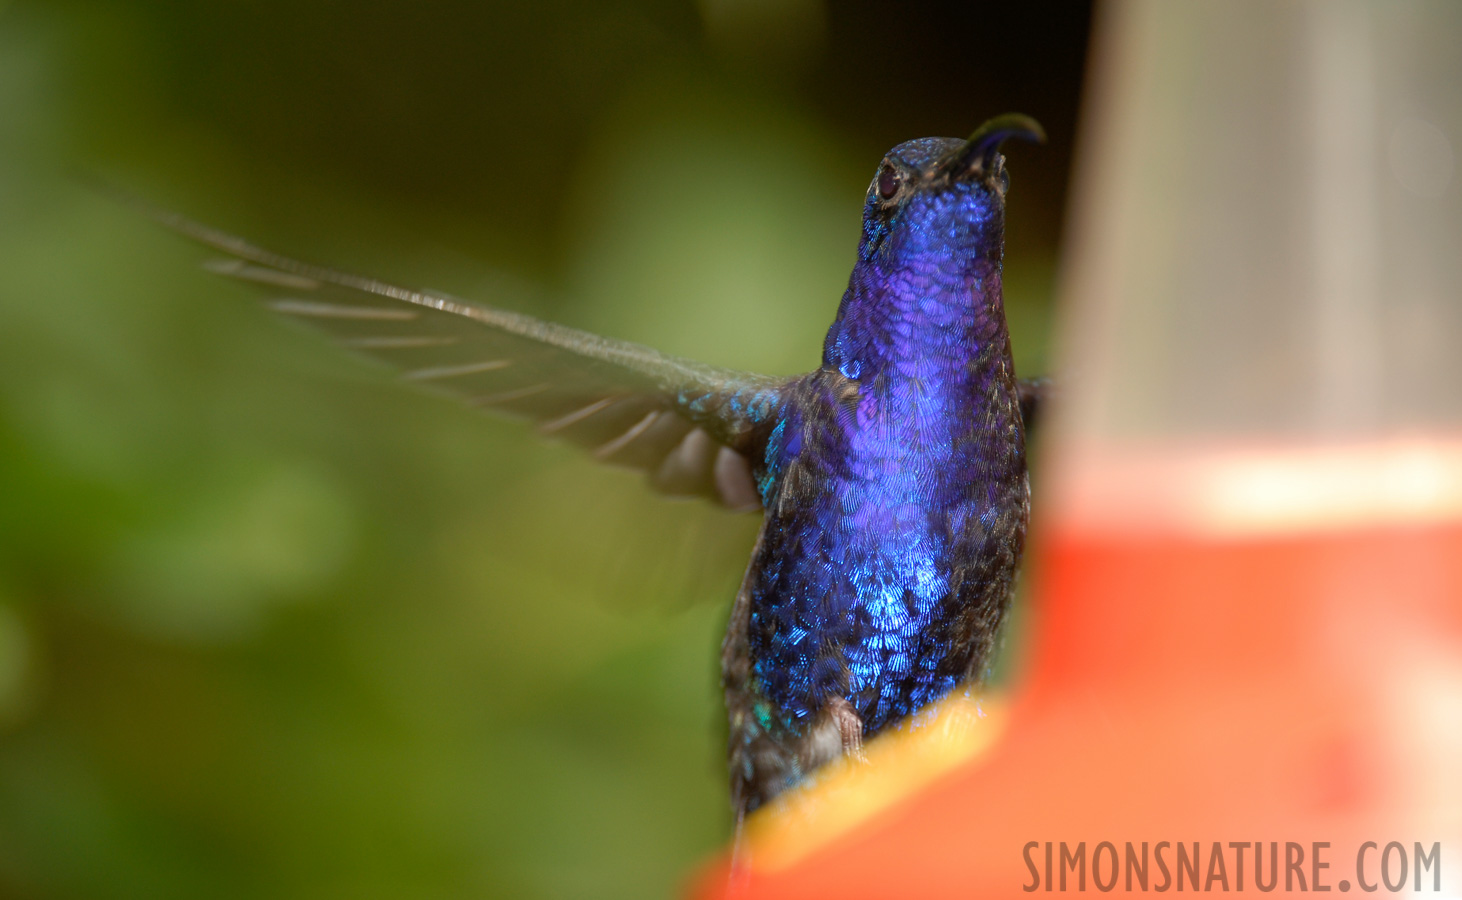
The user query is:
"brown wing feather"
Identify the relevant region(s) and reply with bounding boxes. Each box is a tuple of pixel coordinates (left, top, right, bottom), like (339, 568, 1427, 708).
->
(141, 206, 784, 512)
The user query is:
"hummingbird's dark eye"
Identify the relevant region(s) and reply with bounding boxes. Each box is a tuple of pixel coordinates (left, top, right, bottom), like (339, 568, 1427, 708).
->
(876, 165, 901, 200)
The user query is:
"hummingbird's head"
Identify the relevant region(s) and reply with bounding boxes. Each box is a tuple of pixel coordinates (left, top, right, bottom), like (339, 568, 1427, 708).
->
(856, 114, 1045, 267)
(823, 115, 1044, 379)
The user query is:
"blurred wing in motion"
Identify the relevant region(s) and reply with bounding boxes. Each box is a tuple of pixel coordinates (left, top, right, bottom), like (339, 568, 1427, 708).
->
(148, 207, 787, 513)
(1017, 376, 1053, 434)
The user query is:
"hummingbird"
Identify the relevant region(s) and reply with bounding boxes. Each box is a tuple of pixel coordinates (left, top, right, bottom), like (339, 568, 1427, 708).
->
(139, 113, 1048, 819)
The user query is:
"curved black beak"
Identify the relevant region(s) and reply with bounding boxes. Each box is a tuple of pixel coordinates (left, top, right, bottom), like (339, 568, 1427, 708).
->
(946, 113, 1046, 179)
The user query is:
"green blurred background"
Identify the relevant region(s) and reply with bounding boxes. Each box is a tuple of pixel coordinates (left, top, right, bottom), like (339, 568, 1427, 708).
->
(0, 1, 1088, 896)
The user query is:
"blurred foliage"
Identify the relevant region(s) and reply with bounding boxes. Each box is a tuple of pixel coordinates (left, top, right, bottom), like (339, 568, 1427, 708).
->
(0, 0, 1087, 897)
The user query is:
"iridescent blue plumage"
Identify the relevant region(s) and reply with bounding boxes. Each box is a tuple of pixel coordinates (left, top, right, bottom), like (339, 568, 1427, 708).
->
(141, 113, 1045, 824)
(723, 121, 1040, 813)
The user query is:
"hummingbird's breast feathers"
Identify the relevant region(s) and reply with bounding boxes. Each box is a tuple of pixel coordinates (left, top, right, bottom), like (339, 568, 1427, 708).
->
(123, 112, 1049, 820)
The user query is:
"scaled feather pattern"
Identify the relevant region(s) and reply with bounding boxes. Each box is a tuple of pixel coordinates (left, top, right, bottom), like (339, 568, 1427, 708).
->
(135, 117, 1047, 818)
(724, 136, 1031, 811)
